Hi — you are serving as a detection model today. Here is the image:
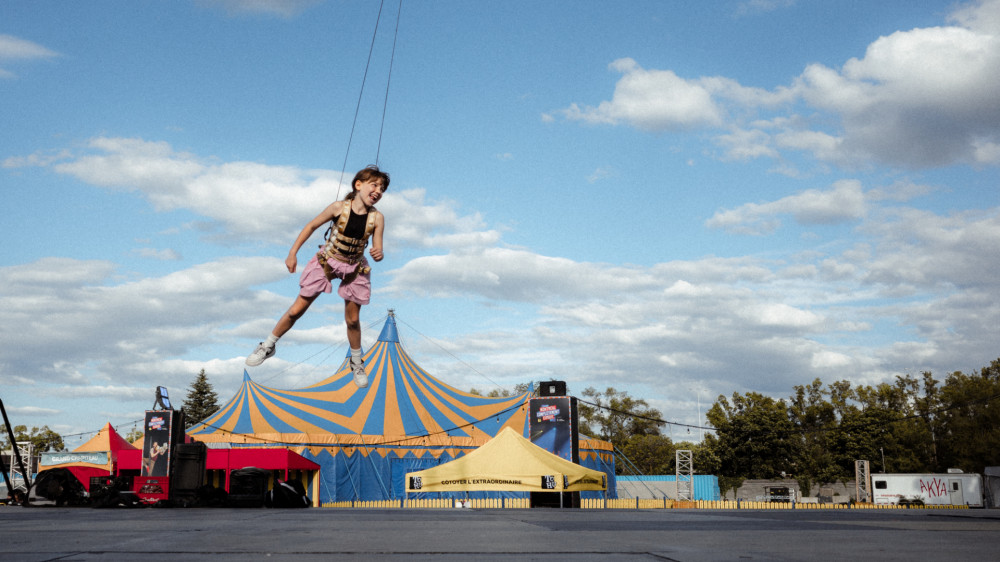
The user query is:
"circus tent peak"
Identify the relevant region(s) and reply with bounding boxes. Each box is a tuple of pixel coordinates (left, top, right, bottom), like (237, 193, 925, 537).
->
(74, 422, 137, 452)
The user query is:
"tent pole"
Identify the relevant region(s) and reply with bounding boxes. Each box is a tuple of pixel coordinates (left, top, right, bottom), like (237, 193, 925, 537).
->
(0, 398, 31, 491)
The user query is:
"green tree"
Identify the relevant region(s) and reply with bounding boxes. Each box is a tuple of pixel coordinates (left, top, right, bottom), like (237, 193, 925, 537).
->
(788, 379, 842, 495)
(935, 359, 1000, 471)
(0, 424, 65, 453)
(835, 376, 935, 475)
(182, 369, 219, 429)
(123, 426, 144, 444)
(685, 440, 722, 476)
(618, 434, 675, 475)
(468, 382, 532, 398)
(578, 387, 664, 447)
(706, 392, 796, 480)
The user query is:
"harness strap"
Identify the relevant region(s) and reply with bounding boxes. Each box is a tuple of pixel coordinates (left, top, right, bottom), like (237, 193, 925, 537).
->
(317, 200, 377, 281)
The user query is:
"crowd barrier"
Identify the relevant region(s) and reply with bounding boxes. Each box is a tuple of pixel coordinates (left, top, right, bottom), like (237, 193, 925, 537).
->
(322, 498, 971, 510)
(688, 500, 969, 510)
(322, 498, 531, 509)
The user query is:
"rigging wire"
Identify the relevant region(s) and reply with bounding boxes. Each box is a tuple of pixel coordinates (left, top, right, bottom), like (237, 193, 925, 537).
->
(375, 0, 403, 166)
(335, 0, 385, 198)
(335, 0, 401, 201)
(395, 316, 511, 394)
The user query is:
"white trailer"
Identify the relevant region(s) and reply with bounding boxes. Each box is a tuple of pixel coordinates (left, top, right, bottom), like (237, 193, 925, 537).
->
(871, 472, 984, 507)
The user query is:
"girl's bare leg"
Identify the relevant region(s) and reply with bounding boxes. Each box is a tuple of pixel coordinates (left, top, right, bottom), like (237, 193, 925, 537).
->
(344, 300, 362, 349)
(273, 294, 318, 337)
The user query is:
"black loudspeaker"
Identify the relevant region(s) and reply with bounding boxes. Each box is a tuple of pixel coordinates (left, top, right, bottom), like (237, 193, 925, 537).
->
(530, 491, 580, 508)
(172, 442, 207, 498)
(538, 380, 567, 397)
(30, 468, 87, 506)
(229, 467, 271, 508)
(89, 476, 136, 508)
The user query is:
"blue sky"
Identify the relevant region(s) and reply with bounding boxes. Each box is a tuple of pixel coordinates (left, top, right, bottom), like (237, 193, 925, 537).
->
(2, 0, 998, 447)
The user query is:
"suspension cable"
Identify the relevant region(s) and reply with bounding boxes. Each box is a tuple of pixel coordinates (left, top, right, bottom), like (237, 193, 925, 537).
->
(335, 0, 401, 201)
(376, 0, 403, 166)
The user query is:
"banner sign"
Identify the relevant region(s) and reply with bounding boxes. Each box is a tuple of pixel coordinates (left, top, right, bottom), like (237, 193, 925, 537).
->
(407, 475, 545, 492)
(406, 472, 605, 492)
(528, 396, 579, 462)
(40, 451, 109, 466)
(564, 473, 606, 491)
(142, 410, 174, 476)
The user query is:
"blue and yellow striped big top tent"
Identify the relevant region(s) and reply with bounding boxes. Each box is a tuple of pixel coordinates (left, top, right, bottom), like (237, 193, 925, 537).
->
(189, 311, 616, 504)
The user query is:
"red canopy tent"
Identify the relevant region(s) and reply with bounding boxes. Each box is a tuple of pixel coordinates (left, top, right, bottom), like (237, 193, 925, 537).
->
(117, 442, 321, 505)
(39, 423, 137, 492)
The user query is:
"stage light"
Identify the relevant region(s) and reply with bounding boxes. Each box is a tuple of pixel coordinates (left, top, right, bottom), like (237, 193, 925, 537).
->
(154, 386, 173, 410)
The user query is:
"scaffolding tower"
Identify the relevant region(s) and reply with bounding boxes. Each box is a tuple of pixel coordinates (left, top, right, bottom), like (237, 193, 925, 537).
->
(855, 459, 871, 503)
(7, 442, 33, 492)
(676, 449, 694, 501)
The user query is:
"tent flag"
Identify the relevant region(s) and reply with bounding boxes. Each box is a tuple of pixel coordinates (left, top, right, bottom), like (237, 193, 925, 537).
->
(405, 427, 607, 493)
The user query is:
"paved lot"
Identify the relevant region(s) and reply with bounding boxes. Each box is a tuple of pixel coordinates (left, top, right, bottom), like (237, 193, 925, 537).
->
(1, 506, 998, 561)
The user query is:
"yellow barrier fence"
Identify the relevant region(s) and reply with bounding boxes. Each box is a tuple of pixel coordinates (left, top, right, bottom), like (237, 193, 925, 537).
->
(322, 498, 532, 509)
(322, 498, 970, 510)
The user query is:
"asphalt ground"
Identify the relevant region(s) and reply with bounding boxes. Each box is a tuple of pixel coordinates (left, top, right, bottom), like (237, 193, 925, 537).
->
(1, 506, 998, 561)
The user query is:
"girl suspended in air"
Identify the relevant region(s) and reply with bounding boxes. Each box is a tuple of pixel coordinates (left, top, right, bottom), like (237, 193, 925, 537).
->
(245, 165, 389, 388)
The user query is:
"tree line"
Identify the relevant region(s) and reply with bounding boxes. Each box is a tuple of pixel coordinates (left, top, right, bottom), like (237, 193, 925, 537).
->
(576, 358, 1000, 497)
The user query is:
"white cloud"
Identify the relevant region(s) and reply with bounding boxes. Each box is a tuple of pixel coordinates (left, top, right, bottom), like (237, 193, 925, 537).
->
(38, 137, 496, 252)
(384, 247, 661, 303)
(559, 0, 1000, 170)
(131, 247, 182, 261)
(949, 0, 1000, 33)
(587, 167, 614, 183)
(199, 0, 323, 18)
(798, 23, 1000, 167)
(706, 179, 867, 235)
(0, 34, 59, 79)
(0, 256, 284, 388)
(0, 34, 59, 60)
(7, 405, 61, 417)
(735, 0, 797, 16)
(715, 128, 780, 161)
(861, 207, 1000, 289)
(562, 58, 723, 131)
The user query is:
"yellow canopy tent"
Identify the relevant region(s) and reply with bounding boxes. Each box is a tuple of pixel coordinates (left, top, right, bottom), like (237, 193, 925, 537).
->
(405, 427, 607, 494)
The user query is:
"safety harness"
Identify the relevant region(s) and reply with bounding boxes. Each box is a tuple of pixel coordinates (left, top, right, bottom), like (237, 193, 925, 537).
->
(318, 200, 378, 280)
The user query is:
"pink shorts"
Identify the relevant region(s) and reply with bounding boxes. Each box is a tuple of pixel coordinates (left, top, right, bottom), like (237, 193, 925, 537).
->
(298, 254, 371, 305)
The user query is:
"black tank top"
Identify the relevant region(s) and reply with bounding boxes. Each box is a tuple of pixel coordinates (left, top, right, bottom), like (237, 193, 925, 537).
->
(343, 208, 367, 239)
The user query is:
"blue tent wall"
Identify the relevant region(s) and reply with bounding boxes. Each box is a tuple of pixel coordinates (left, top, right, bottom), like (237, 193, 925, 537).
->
(616, 475, 721, 501)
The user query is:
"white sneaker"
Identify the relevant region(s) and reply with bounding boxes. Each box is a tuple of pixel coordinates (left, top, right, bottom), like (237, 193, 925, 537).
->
(245, 343, 275, 366)
(352, 363, 369, 388)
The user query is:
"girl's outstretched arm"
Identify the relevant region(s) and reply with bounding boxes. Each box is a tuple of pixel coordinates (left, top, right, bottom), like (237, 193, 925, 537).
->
(285, 201, 343, 272)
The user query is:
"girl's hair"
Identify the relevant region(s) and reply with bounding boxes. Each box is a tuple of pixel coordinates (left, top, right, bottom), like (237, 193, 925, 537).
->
(344, 165, 390, 200)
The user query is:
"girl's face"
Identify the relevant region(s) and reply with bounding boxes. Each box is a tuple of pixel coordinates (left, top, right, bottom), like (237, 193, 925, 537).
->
(355, 178, 386, 207)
